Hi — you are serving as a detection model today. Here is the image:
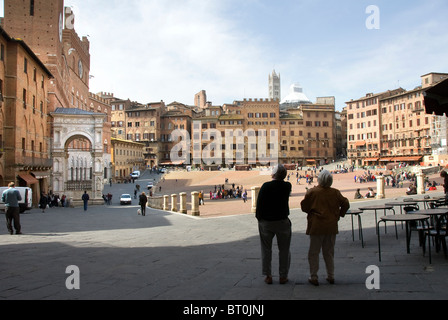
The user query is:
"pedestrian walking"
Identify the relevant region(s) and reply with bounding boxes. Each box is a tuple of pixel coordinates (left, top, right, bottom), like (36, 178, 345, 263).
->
(139, 192, 148, 216)
(242, 190, 247, 203)
(255, 164, 292, 285)
(300, 170, 350, 286)
(39, 192, 49, 213)
(199, 191, 204, 205)
(1, 182, 23, 235)
(82, 191, 90, 211)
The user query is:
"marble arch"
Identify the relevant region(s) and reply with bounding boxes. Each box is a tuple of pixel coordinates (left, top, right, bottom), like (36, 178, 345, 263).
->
(50, 108, 106, 205)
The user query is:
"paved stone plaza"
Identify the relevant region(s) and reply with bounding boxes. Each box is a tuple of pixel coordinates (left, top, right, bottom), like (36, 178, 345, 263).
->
(1, 180, 448, 300)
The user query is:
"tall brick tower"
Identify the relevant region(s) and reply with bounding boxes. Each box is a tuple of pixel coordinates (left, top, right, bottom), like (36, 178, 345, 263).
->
(2, 0, 65, 58)
(1, 1, 110, 205)
(2, 0, 91, 111)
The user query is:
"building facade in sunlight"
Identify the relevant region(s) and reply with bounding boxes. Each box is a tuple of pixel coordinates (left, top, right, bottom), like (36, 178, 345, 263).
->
(346, 72, 448, 167)
(2, 0, 111, 205)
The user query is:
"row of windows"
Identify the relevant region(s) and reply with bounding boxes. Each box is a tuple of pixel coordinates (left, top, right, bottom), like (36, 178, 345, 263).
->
(305, 121, 330, 127)
(112, 121, 156, 128)
(281, 121, 304, 125)
(22, 88, 46, 116)
(381, 117, 429, 130)
(247, 113, 276, 118)
(125, 133, 156, 141)
(191, 143, 276, 151)
(348, 133, 378, 141)
(114, 149, 144, 157)
(247, 121, 275, 126)
(347, 98, 378, 109)
(348, 99, 423, 117)
(349, 120, 377, 129)
(20, 137, 44, 154)
(382, 93, 422, 106)
(380, 101, 423, 113)
(282, 131, 330, 139)
(115, 118, 332, 129)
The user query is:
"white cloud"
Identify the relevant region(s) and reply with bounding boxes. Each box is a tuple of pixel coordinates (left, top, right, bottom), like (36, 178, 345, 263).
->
(59, 0, 448, 108)
(68, 0, 271, 104)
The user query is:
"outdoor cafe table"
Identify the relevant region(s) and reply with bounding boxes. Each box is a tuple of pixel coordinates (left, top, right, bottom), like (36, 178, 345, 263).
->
(412, 198, 439, 210)
(346, 209, 364, 247)
(385, 201, 418, 214)
(385, 201, 418, 229)
(377, 215, 431, 262)
(409, 208, 448, 223)
(358, 205, 396, 235)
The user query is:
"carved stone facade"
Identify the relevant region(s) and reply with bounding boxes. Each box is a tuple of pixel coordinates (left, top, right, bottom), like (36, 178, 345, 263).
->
(51, 108, 106, 205)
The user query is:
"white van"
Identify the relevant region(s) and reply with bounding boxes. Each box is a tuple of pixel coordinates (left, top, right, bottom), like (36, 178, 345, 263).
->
(0, 187, 33, 213)
(130, 171, 141, 179)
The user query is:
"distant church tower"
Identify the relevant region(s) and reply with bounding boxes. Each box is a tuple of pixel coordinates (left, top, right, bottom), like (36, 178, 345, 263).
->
(269, 70, 281, 101)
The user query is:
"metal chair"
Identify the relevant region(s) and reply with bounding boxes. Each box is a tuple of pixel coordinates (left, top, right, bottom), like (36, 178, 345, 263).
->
(425, 214, 448, 258)
(404, 205, 431, 247)
(429, 198, 447, 209)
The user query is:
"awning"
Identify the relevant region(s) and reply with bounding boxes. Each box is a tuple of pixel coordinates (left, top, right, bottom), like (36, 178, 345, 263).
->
(364, 158, 379, 162)
(306, 159, 316, 162)
(159, 160, 185, 166)
(393, 156, 422, 162)
(31, 171, 50, 179)
(18, 173, 39, 185)
(424, 78, 448, 116)
(355, 141, 366, 147)
(380, 157, 393, 162)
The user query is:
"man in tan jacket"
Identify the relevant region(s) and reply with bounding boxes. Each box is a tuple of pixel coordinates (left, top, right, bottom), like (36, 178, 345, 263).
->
(301, 170, 350, 286)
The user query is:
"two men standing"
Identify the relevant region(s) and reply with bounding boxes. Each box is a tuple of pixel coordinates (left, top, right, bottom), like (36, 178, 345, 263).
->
(256, 166, 350, 286)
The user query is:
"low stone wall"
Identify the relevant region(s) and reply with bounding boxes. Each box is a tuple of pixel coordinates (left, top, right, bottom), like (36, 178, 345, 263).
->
(147, 192, 200, 216)
(147, 196, 164, 210)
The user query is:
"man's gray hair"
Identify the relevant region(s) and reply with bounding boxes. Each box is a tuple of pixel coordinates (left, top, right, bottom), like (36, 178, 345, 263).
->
(272, 164, 287, 181)
(318, 170, 333, 188)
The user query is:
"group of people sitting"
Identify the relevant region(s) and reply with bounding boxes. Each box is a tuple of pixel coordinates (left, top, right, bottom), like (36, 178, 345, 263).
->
(210, 186, 246, 200)
(208, 185, 247, 201)
(354, 187, 376, 199)
(355, 180, 439, 199)
(39, 193, 67, 210)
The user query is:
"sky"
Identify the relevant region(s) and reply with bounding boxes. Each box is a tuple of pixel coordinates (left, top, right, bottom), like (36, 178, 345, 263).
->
(2, 0, 448, 110)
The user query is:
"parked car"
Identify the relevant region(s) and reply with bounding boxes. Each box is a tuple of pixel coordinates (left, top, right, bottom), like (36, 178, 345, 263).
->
(120, 194, 132, 205)
(130, 171, 141, 179)
(0, 187, 33, 213)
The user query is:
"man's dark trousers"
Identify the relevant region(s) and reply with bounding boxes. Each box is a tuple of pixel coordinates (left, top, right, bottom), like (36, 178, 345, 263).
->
(5, 206, 21, 234)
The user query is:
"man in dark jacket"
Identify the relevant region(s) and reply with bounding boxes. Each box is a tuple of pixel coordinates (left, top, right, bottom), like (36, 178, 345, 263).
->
(2, 182, 23, 235)
(139, 192, 148, 216)
(256, 164, 292, 285)
(82, 191, 90, 211)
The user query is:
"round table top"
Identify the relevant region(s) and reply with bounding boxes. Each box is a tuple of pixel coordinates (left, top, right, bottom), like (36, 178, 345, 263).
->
(347, 209, 363, 215)
(413, 198, 437, 202)
(410, 209, 448, 215)
(385, 202, 417, 206)
(380, 214, 429, 222)
(359, 205, 393, 210)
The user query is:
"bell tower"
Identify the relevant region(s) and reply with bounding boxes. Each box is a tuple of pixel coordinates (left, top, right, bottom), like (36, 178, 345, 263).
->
(2, 0, 91, 112)
(2, 0, 65, 62)
(269, 70, 281, 101)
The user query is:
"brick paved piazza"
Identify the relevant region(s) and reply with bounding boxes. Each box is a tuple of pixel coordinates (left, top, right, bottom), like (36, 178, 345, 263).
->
(1, 168, 448, 301)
